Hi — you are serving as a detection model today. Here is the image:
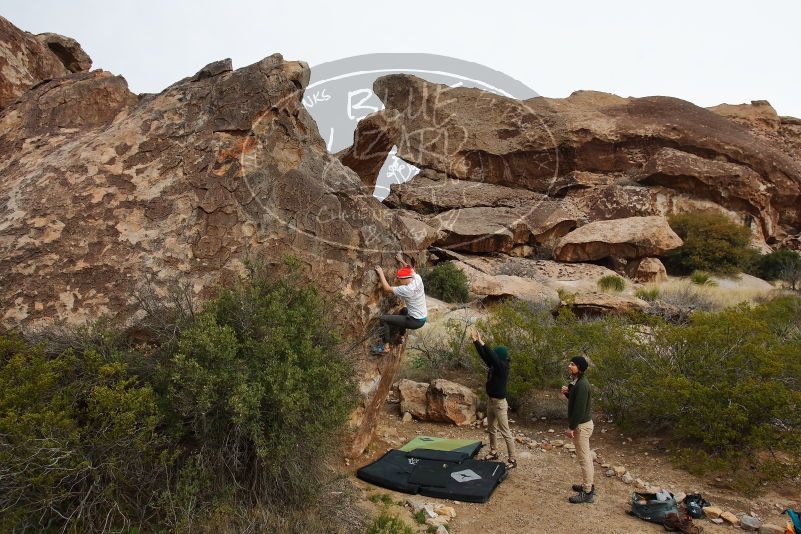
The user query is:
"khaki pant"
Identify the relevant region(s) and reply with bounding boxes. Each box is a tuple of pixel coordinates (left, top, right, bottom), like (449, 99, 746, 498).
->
(573, 420, 594, 492)
(487, 397, 516, 460)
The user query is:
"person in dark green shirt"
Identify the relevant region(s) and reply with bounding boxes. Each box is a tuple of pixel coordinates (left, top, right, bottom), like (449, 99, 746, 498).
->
(561, 355, 595, 504)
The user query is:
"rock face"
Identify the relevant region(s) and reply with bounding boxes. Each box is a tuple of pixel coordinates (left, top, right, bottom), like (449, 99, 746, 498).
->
(553, 216, 683, 262)
(0, 16, 91, 108)
(0, 52, 423, 333)
(341, 75, 801, 248)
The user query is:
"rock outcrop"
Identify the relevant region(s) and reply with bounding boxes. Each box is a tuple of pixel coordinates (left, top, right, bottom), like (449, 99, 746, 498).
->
(0, 52, 423, 333)
(341, 75, 801, 248)
(0, 16, 92, 108)
(553, 216, 683, 262)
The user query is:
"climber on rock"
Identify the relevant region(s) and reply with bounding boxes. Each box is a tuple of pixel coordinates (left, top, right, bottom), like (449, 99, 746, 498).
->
(372, 255, 427, 354)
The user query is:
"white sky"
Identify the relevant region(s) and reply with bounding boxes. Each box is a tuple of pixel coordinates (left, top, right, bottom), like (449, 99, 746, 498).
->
(5, 0, 801, 117)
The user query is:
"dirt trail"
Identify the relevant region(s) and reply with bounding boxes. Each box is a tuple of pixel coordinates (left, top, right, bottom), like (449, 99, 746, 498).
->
(351, 407, 798, 534)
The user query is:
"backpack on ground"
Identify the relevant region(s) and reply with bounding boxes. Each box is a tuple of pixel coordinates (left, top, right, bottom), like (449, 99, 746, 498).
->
(628, 491, 679, 524)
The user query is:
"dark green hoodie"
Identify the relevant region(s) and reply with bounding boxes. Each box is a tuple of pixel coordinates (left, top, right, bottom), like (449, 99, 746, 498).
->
(567, 374, 592, 430)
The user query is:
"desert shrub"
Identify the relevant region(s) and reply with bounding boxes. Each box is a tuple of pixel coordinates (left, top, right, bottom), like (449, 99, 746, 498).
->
(689, 270, 717, 286)
(162, 266, 357, 516)
(366, 510, 415, 534)
(473, 301, 634, 407)
(752, 249, 801, 290)
(751, 249, 801, 281)
(597, 275, 626, 292)
(0, 263, 358, 532)
(663, 212, 756, 275)
(593, 296, 801, 491)
(635, 286, 661, 301)
(0, 335, 170, 533)
(454, 295, 801, 490)
(419, 262, 470, 303)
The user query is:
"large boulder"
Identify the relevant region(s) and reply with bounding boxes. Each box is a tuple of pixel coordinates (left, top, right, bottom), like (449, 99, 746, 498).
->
(35, 32, 93, 73)
(0, 16, 91, 108)
(426, 379, 477, 426)
(553, 216, 682, 261)
(565, 293, 650, 317)
(625, 257, 668, 283)
(0, 54, 423, 334)
(341, 75, 801, 244)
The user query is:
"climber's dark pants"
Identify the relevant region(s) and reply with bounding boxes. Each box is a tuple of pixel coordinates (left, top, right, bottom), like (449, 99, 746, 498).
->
(380, 307, 426, 344)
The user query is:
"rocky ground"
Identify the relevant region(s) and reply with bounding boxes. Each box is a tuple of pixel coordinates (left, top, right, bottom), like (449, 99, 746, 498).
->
(352, 405, 798, 534)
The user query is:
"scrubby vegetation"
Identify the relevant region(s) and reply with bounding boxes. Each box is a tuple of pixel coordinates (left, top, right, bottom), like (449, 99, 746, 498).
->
(752, 249, 801, 290)
(663, 213, 757, 275)
(438, 296, 801, 491)
(0, 263, 358, 533)
(419, 262, 470, 303)
(597, 274, 626, 293)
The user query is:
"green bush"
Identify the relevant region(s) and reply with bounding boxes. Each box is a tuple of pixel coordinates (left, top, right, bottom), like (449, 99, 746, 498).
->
(454, 296, 801, 490)
(663, 213, 757, 275)
(593, 297, 801, 492)
(0, 263, 358, 532)
(597, 275, 626, 292)
(366, 510, 415, 534)
(635, 287, 661, 301)
(0, 335, 170, 532)
(420, 262, 470, 303)
(752, 249, 801, 290)
(689, 270, 717, 286)
(163, 266, 357, 515)
(473, 301, 633, 407)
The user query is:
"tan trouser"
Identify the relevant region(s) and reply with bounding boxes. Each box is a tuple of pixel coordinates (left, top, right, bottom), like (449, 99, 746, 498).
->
(487, 397, 516, 460)
(573, 420, 594, 492)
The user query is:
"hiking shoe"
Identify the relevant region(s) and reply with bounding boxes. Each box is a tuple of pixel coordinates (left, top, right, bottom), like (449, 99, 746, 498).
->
(482, 450, 500, 461)
(663, 512, 703, 533)
(568, 489, 595, 504)
(505, 458, 517, 470)
(571, 484, 594, 493)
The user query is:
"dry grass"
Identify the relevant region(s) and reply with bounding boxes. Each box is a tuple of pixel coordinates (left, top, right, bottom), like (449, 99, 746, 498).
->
(642, 278, 779, 311)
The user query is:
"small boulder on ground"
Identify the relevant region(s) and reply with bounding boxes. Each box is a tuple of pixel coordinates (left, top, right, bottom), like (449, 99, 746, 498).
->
(703, 506, 723, 519)
(398, 379, 428, 419)
(427, 379, 478, 425)
(738, 513, 760, 531)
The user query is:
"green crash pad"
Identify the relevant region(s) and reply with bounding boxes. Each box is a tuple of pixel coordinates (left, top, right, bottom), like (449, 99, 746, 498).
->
(398, 435, 482, 456)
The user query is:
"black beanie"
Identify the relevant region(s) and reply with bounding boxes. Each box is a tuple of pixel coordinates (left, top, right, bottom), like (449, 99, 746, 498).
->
(570, 356, 588, 373)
